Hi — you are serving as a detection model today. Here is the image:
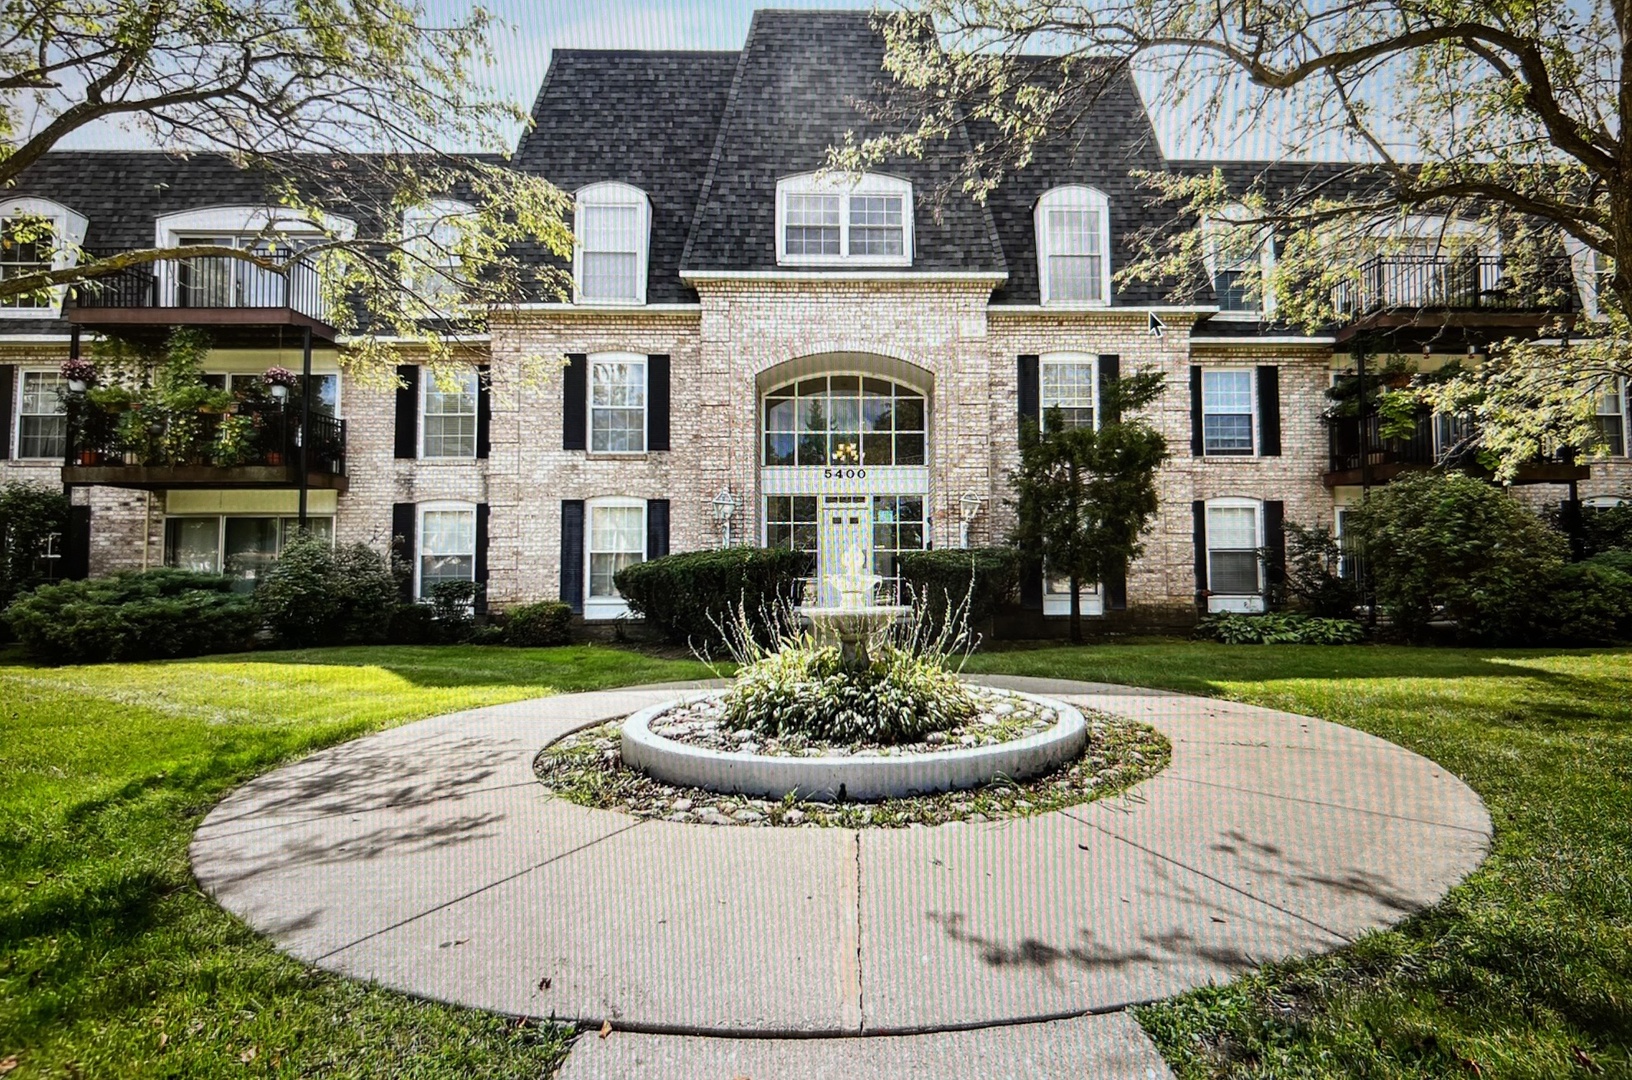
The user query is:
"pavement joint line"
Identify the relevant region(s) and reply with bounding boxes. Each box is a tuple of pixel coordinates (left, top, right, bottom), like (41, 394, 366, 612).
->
(853, 829, 864, 1032)
(313, 817, 649, 963)
(194, 780, 543, 838)
(1060, 807, 1354, 945)
(1160, 773, 1492, 836)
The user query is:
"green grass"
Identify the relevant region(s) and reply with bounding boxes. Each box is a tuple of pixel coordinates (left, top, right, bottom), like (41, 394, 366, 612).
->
(963, 641, 1632, 1079)
(0, 643, 711, 1078)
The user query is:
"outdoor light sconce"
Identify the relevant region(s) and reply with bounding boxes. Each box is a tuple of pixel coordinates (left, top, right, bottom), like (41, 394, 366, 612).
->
(957, 494, 984, 549)
(712, 488, 739, 548)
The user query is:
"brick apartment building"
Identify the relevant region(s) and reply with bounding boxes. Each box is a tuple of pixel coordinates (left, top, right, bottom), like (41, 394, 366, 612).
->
(1, 9, 1625, 629)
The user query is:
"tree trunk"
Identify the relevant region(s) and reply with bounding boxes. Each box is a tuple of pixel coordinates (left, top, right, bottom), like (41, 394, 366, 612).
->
(1068, 574, 1082, 643)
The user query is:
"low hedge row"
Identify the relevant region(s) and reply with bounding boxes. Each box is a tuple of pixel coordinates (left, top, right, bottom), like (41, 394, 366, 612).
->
(615, 546, 804, 649)
(3, 570, 260, 663)
(895, 547, 1020, 631)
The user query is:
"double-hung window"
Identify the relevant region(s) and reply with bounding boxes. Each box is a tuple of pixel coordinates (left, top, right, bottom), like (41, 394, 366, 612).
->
(1036, 186, 1110, 305)
(0, 199, 86, 315)
(403, 200, 473, 307)
(1206, 501, 1263, 607)
(1203, 212, 1274, 316)
(1201, 369, 1255, 455)
(17, 370, 66, 459)
(1040, 355, 1096, 431)
(1595, 380, 1627, 456)
(590, 354, 647, 453)
(418, 504, 475, 599)
(848, 195, 905, 256)
(785, 194, 841, 256)
(587, 500, 645, 601)
(776, 174, 913, 265)
(421, 370, 478, 459)
(574, 182, 650, 304)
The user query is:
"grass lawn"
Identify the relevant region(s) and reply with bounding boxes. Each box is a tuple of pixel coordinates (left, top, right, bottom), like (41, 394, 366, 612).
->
(0, 644, 711, 1078)
(964, 642, 1632, 1079)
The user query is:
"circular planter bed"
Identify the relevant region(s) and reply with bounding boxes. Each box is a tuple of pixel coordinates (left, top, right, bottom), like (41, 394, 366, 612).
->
(621, 688, 1087, 802)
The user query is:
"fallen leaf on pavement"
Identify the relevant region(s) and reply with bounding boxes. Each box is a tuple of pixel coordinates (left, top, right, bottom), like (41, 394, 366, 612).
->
(598, 1020, 612, 1039)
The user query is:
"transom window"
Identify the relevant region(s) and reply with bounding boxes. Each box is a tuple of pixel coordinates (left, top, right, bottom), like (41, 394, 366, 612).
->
(574, 182, 651, 304)
(588, 502, 645, 599)
(776, 174, 913, 266)
(418, 505, 475, 599)
(1036, 186, 1110, 305)
(763, 374, 926, 468)
(17, 370, 66, 459)
(1202, 369, 1255, 455)
(1041, 356, 1096, 431)
(590, 354, 647, 453)
(421, 370, 478, 459)
(1206, 502, 1262, 596)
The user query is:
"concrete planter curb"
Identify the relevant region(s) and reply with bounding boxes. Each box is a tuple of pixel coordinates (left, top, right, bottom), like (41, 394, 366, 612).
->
(619, 690, 1087, 801)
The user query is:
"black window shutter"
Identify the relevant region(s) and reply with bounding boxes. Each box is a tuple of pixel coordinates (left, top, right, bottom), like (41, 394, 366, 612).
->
(1189, 366, 1205, 457)
(394, 365, 419, 459)
(560, 500, 585, 612)
(647, 354, 670, 451)
(646, 498, 670, 560)
(1263, 499, 1286, 600)
(1104, 562, 1127, 610)
(1019, 557, 1044, 610)
(1257, 365, 1281, 457)
(476, 365, 492, 459)
(63, 505, 91, 580)
(1192, 500, 1209, 606)
(1017, 354, 1040, 443)
(391, 503, 416, 600)
(474, 503, 490, 612)
(0, 364, 13, 459)
(1098, 354, 1120, 426)
(563, 354, 587, 451)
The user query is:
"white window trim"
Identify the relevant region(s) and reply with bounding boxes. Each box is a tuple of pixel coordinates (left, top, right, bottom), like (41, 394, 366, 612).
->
(1200, 367, 1260, 458)
(1039, 352, 1100, 432)
(1593, 375, 1629, 458)
(1, 196, 89, 318)
(1205, 497, 1266, 613)
(1035, 185, 1112, 308)
(414, 500, 477, 601)
(588, 351, 649, 455)
(204, 369, 344, 417)
(775, 172, 914, 268)
(152, 205, 354, 309)
(1202, 208, 1276, 320)
(1565, 236, 1608, 321)
(401, 198, 475, 299)
(1043, 571, 1103, 617)
(584, 496, 647, 620)
(1585, 496, 1628, 508)
(418, 367, 479, 461)
(15, 366, 66, 460)
(573, 182, 651, 306)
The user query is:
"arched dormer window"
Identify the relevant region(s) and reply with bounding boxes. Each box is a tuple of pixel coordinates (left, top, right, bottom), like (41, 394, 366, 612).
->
(775, 173, 914, 267)
(574, 182, 651, 305)
(1203, 206, 1276, 318)
(402, 198, 475, 305)
(1036, 186, 1110, 306)
(152, 205, 353, 311)
(0, 196, 89, 316)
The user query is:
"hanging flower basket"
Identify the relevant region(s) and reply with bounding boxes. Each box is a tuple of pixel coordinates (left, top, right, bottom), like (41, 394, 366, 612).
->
(61, 358, 96, 393)
(264, 366, 298, 401)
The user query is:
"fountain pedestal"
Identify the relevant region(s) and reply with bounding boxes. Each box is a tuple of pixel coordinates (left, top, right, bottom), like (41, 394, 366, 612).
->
(802, 570, 907, 669)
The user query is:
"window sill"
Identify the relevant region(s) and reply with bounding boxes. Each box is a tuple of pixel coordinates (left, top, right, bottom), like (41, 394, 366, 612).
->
(1044, 595, 1104, 616)
(1199, 452, 1261, 461)
(584, 451, 650, 462)
(1207, 595, 1266, 614)
(583, 597, 632, 621)
(413, 456, 481, 465)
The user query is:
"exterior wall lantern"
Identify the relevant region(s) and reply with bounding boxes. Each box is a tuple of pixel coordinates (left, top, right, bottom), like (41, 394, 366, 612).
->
(957, 494, 984, 549)
(712, 488, 739, 549)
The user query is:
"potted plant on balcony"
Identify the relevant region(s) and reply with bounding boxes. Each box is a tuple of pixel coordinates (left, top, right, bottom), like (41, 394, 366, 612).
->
(115, 407, 157, 465)
(264, 366, 297, 402)
(212, 412, 256, 467)
(60, 358, 96, 393)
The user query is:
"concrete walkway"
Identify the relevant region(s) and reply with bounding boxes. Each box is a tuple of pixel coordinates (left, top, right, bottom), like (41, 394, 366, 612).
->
(190, 676, 1491, 1076)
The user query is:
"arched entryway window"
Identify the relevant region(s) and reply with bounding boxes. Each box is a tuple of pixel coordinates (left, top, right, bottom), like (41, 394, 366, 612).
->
(762, 374, 926, 468)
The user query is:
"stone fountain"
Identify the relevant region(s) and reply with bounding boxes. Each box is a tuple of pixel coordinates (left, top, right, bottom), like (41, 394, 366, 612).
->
(800, 545, 909, 669)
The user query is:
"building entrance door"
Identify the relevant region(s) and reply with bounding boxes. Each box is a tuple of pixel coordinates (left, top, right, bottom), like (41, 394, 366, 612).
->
(816, 497, 871, 606)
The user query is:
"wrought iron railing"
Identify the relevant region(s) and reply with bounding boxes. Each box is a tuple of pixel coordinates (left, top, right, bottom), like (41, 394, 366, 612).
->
(1331, 254, 1576, 317)
(64, 397, 345, 477)
(1328, 409, 1574, 476)
(70, 249, 330, 323)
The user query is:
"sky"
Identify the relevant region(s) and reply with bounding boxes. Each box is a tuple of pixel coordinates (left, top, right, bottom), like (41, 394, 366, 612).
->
(45, 0, 1353, 161)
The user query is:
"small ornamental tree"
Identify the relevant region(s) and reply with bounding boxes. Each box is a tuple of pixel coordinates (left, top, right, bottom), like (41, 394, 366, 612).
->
(1009, 370, 1168, 642)
(0, 481, 70, 615)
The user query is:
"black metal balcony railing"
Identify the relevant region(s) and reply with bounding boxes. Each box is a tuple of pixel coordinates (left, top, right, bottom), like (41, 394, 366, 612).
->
(65, 398, 346, 478)
(1331, 254, 1577, 317)
(71, 250, 329, 324)
(1327, 409, 1578, 480)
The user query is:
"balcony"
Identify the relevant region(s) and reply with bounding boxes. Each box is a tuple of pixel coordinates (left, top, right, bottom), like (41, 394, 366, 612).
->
(1330, 254, 1577, 341)
(67, 251, 338, 344)
(1325, 410, 1587, 489)
(62, 398, 347, 492)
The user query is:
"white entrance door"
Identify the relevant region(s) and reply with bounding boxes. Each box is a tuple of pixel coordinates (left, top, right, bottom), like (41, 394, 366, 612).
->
(817, 497, 871, 606)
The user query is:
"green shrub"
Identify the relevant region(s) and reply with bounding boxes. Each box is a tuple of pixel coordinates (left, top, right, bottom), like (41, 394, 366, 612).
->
(386, 602, 436, 644)
(1195, 611, 1367, 645)
(896, 547, 1020, 631)
(1583, 548, 1632, 576)
(255, 533, 396, 648)
(428, 580, 481, 642)
(615, 546, 804, 649)
(0, 482, 70, 634)
(468, 623, 508, 646)
(1538, 562, 1632, 644)
(1346, 472, 1566, 643)
(1572, 502, 1632, 557)
(3, 569, 258, 663)
(504, 600, 573, 647)
(1269, 522, 1362, 618)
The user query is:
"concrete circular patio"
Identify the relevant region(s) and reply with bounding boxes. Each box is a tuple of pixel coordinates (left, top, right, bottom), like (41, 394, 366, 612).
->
(189, 675, 1491, 1039)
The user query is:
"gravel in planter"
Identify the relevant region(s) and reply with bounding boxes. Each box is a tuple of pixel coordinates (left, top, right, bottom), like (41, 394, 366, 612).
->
(534, 710, 1170, 829)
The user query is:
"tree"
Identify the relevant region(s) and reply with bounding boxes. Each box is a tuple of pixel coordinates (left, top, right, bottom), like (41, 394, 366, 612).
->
(843, 2, 1632, 476)
(0, 480, 69, 615)
(0, 0, 574, 376)
(1009, 369, 1167, 641)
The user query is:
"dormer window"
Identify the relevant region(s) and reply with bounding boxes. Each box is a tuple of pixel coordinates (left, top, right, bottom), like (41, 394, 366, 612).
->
(402, 199, 475, 305)
(574, 182, 650, 304)
(1204, 208, 1276, 318)
(775, 174, 913, 266)
(1036, 186, 1110, 306)
(0, 197, 88, 317)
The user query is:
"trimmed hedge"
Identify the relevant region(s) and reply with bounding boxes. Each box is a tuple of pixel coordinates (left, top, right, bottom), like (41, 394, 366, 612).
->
(504, 601, 573, 647)
(1540, 562, 1632, 644)
(1195, 612, 1367, 645)
(615, 546, 804, 649)
(896, 547, 1021, 631)
(3, 569, 259, 663)
(255, 533, 397, 648)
